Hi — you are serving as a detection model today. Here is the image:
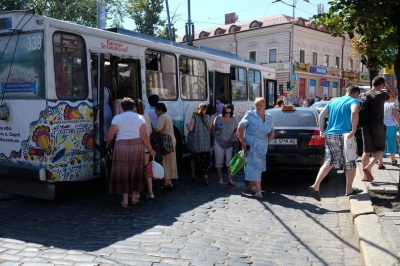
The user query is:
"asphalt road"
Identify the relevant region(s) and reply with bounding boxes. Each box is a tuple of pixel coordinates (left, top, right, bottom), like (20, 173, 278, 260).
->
(0, 163, 364, 265)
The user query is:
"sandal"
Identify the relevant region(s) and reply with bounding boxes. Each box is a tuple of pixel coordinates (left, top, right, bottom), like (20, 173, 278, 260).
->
(228, 180, 235, 186)
(392, 160, 398, 166)
(345, 187, 363, 196)
(308, 186, 321, 201)
(218, 179, 223, 185)
(378, 164, 386, 170)
(203, 176, 209, 186)
(121, 202, 128, 208)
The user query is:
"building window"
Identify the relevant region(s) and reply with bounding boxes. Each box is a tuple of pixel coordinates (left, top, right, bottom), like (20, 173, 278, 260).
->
(300, 50, 305, 63)
(324, 55, 329, 67)
(250, 21, 260, 28)
(312, 52, 318, 65)
(349, 59, 353, 70)
(335, 56, 340, 69)
(269, 49, 277, 63)
(249, 51, 256, 61)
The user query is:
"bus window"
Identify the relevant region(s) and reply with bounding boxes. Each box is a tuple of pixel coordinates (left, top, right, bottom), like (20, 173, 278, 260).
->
(53, 32, 88, 99)
(0, 31, 45, 98)
(231, 67, 247, 101)
(145, 50, 177, 100)
(179, 56, 207, 100)
(248, 69, 261, 100)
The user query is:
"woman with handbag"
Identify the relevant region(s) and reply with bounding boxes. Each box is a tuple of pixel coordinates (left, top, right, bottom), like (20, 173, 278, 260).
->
(154, 103, 178, 188)
(237, 97, 274, 199)
(212, 103, 238, 186)
(106, 98, 156, 208)
(187, 103, 212, 185)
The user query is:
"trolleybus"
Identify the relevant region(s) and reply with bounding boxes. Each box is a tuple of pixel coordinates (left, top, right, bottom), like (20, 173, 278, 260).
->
(0, 10, 276, 199)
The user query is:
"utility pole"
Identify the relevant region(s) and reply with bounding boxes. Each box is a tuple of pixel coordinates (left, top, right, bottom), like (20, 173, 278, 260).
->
(185, 0, 194, 46)
(165, 0, 174, 41)
(96, 0, 106, 29)
(273, 0, 309, 103)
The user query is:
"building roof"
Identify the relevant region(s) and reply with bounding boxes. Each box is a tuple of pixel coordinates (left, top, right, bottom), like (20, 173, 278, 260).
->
(179, 14, 330, 42)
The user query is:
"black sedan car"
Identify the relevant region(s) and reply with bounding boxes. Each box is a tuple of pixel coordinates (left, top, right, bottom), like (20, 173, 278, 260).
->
(266, 106, 325, 171)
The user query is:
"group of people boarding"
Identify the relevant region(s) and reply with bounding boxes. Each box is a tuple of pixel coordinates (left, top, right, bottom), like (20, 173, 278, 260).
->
(105, 94, 178, 208)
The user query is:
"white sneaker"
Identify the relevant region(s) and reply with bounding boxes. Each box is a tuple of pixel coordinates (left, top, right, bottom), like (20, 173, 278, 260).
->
(254, 192, 263, 199)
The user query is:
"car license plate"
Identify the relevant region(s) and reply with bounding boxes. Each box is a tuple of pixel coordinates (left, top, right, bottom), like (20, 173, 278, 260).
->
(269, 138, 297, 145)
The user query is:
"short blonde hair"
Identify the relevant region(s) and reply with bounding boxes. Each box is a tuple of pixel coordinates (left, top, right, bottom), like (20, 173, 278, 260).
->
(254, 97, 266, 106)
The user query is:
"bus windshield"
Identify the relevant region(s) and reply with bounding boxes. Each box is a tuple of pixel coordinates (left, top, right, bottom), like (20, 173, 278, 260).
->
(0, 31, 45, 98)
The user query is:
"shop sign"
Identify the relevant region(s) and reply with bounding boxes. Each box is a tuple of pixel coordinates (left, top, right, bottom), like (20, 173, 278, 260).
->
(360, 74, 369, 80)
(295, 62, 310, 72)
(327, 69, 341, 76)
(320, 78, 327, 86)
(344, 71, 359, 79)
(310, 66, 327, 75)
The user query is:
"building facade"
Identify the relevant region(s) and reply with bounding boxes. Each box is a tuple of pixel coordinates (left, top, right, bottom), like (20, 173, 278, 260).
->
(183, 14, 370, 103)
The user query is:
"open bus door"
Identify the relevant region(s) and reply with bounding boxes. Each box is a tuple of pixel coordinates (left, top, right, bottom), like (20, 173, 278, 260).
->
(91, 54, 141, 177)
(265, 79, 277, 109)
(209, 70, 231, 112)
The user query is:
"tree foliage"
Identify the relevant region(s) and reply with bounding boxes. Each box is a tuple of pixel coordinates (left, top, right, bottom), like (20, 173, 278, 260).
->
(0, 0, 125, 28)
(313, 0, 400, 87)
(126, 0, 165, 37)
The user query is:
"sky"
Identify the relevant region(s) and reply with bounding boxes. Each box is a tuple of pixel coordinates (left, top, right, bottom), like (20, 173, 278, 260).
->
(123, 0, 331, 37)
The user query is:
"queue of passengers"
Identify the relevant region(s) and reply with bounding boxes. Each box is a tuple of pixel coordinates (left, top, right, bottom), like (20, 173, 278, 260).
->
(104, 93, 277, 207)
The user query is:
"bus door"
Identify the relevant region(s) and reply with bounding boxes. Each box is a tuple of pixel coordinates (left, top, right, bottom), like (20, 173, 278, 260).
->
(264, 78, 277, 109)
(91, 54, 141, 175)
(209, 70, 231, 111)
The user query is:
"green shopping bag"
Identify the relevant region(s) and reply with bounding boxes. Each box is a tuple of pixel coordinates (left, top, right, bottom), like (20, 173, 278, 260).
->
(229, 150, 247, 176)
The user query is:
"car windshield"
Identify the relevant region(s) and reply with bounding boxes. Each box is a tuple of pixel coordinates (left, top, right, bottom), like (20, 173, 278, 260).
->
(268, 110, 318, 127)
(311, 101, 328, 108)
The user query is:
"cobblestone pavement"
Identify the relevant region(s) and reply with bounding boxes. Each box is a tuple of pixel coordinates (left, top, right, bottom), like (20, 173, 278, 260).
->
(0, 167, 363, 265)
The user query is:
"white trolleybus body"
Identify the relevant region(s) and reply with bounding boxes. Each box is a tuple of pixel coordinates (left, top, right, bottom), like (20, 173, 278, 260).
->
(0, 10, 276, 199)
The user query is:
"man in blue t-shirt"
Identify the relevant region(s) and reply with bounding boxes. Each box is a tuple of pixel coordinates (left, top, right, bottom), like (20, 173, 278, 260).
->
(309, 86, 361, 201)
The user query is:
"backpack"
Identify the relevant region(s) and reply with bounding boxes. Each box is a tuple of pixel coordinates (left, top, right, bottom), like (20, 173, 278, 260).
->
(358, 96, 370, 127)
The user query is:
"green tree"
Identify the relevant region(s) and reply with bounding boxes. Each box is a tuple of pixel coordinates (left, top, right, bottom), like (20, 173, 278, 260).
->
(313, 0, 400, 88)
(126, 0, 165, 37)
(0, 0, 125, 28)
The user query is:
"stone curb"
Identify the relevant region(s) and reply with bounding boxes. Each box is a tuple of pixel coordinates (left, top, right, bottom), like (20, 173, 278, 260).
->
(349, 165, 399, 266)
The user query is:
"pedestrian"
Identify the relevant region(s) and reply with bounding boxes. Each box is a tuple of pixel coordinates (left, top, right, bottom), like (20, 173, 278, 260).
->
(154, 103, 178, 188)
(136, 99, 155, 199)
(113, 88, 129, 116)
(106, 97, 156, 208)
(212, 103, 238, 186)
(215, 99, 225, 116)
(378, 86, 399, 169)
(274, 98, 284, 108)
(187, 103, 212, 185)
(237, 97, 274, 199)
(146, 94, 159, 128)
(361, 76, 391, 182)
(308, 86, 362, 201)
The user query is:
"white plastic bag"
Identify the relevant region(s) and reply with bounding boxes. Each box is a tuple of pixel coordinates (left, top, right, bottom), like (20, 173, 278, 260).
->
(151, 159, 164, 180)
(343, 133, 358, 162)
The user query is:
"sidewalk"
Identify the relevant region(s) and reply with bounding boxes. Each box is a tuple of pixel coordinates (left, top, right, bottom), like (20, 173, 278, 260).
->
(349, 156, 400, 266)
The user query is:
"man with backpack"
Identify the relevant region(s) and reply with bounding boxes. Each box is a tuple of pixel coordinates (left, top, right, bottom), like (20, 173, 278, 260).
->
(361, 76, 391, 182)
